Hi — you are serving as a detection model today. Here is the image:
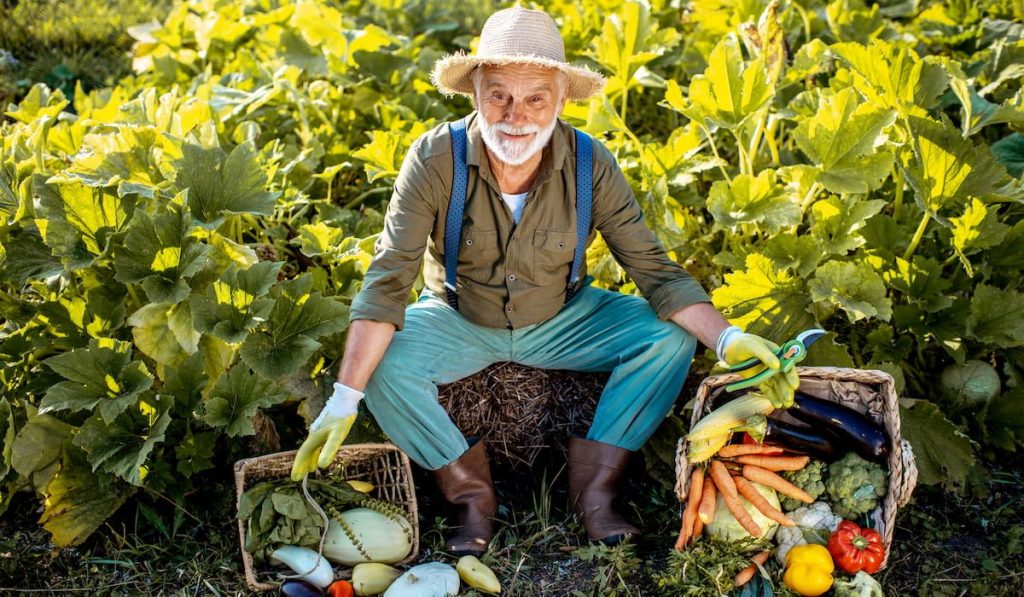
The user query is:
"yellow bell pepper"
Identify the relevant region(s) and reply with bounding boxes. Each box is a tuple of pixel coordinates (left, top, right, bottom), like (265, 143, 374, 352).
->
(783, 544, 834, 596)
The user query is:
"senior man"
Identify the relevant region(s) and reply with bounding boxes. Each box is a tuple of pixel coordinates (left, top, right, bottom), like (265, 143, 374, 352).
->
(290, 6, 798, 554)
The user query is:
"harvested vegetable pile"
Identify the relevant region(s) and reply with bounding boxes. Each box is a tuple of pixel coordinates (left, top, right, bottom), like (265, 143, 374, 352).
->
(438, 362, 606, 467)
(671, 389, 897, 596)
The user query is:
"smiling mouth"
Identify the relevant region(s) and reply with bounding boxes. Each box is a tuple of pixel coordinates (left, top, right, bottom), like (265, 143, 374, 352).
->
(500, 131, 534, 141)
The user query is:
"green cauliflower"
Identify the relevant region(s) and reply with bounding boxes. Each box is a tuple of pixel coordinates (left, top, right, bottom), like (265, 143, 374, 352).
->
(833, 571, 885, 597)
(826, 452, 887, 519)
(781, 459, 826, 511)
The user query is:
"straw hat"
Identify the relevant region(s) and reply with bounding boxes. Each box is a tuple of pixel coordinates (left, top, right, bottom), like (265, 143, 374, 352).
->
(430, 6, 606, 101)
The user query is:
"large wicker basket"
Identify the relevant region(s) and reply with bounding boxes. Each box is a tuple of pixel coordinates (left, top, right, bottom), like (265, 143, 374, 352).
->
(234, 443, 419, 592)
(674, 367, 918, 569)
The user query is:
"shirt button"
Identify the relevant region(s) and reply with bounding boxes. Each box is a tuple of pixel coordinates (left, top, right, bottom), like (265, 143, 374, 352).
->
(508, 273, 517, 281)
(465, 238, 474, 246)
(505, 305, 513, 313)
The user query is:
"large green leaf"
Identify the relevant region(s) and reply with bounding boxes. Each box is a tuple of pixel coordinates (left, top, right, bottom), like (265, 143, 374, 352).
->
(40, 339, 153, 424)
(966, 284, 1024, 348)
(883, 256, 953, 313)
(706, 170, 800, 232)
(899, 399, 975, 490)
(114, 200, 210, 303)
(992, 133, 1024, 178)
(172, 140, 279, 227)
(73, 396, 172, 487)
(11, 406, 74, 491)
(665, 36, 772, 130)
(809, 260, 892, 322)
(949, 199, 1009, 276)
(901, 115, 1011, 216)
(202, 366, 287, 437)
(48, 127, 162, 199)
(190, 261, 281, 343)
(711, 254, 815, 342)
(986, 387, 1024, 450)
(791, 88, 896, 194)
(831, 40, 948, 115)
(38, 446, 132, 547)
(957, 90, 1024, 137)
(128, 303, 194, 366)
(33, 176, 135, 269)
(3, 84, 68, 124)
(588, 0, 678, 87)
(810, 194, 887, 255)
(240, 274, 349, 378)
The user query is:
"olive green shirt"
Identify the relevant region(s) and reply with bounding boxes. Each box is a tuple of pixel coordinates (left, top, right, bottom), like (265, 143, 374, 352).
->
(349, 112, 711, 330)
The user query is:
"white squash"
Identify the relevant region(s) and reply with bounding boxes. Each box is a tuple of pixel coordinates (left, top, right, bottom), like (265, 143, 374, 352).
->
(269, 545, 335, 589)
(323, 507, 414, 566)
(383, 562, 459, 597)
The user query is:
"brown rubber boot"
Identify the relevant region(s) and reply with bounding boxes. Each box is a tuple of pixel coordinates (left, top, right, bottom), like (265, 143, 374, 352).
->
(433, 440, 497, 555)
(568, 437, 640, 545)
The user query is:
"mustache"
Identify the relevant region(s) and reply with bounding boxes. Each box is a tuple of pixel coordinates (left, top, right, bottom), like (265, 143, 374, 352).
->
(491, 122, 541, 136)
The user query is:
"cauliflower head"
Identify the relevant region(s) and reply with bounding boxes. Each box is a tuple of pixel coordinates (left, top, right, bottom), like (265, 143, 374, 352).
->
(781, 459, 826, 511)
(774, 501, 842, 564)
(825, 452, 887, 519)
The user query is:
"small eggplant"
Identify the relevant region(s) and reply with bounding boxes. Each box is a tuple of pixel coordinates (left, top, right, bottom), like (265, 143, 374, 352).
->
(281, 579, 325, 597)
(789, 392, 889, 463)
(764, 416, 840, 462)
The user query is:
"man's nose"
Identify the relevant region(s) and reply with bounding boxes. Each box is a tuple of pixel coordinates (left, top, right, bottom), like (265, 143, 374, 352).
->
(505, 99, 530, 127)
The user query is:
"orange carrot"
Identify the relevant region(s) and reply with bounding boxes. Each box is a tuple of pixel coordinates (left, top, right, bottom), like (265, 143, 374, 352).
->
(712, 462, 763, 535)
(691, 515, 703, 543)
(734, 551, 772, 587)
(675, 468, 704, 551)
(734, 475, 795, 527)
(710, 460, 738, 499)
(697, 476, 717, 524)
(742, 464, 814, 503)
(733, 455, 810, 471)
(718, 444, 785, 458)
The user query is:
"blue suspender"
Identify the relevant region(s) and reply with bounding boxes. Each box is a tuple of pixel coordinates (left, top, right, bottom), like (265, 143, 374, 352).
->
(444, 118, 592, 312)
(444, 117, 470, 310)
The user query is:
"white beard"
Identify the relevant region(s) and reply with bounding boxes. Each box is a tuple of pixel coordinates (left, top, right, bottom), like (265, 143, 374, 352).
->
(479, 116, 558, 166)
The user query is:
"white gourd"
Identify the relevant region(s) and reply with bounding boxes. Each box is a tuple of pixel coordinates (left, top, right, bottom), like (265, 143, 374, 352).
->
(384, 563, 460, 597)
(269, 545, 335, 589)
(323, 507, 414, 566)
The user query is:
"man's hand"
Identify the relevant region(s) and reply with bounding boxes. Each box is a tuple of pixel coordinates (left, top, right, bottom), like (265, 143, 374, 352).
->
(290, 382, 364, 481)
(718, 327, 800, 408)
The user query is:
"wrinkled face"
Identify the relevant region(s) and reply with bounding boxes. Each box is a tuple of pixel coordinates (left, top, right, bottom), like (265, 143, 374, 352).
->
(473, 63, 567, 166)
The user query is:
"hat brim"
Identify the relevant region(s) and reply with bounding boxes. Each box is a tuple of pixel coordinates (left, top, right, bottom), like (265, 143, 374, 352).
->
(430, 52, 606, 102)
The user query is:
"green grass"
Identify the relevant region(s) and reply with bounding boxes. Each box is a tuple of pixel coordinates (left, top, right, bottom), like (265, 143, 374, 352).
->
(0, 0, 174, 104)
(2, 453, 1022, 595)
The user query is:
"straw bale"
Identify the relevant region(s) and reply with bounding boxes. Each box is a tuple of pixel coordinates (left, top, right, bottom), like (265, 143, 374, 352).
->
(438, 362, 608, 467)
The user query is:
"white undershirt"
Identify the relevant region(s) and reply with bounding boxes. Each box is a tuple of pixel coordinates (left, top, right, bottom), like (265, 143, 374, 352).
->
(501, 191, 529, 224)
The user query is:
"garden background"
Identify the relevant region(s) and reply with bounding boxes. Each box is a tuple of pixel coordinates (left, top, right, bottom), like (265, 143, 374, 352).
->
(1, 0, 1023, 594)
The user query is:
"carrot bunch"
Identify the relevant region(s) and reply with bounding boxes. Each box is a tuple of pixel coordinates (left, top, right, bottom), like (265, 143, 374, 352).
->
(674, 441, 815, 551)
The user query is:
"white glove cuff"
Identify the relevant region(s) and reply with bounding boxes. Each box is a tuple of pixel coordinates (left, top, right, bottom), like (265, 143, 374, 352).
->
(310, 382, 365, 432)
(715, 325, 742, 362)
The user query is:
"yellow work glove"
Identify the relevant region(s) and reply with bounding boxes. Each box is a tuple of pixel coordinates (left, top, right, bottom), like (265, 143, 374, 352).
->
(290, 382, 362, 481)
(718, 326, 800, 408)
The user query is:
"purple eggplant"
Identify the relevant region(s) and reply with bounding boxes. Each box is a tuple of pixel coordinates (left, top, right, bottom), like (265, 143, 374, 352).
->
(789, 392, 889, 463)
(764, 416, 840, 462)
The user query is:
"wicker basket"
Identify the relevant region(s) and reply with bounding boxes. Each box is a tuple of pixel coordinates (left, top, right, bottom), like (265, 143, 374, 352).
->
(234, 443, 419, 592)
(674, 367, 918, 569)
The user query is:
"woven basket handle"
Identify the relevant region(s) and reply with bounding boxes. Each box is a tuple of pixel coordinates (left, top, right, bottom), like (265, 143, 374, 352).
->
(894, 439, 918, 508)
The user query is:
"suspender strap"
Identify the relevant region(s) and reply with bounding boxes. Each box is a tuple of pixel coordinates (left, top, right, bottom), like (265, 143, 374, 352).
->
(444, 119, 593, 311)
(444, 116, 470, 310)
(565, 129, 592, 304)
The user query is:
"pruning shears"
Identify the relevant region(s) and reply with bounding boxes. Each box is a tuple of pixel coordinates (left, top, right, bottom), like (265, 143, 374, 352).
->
(724, 328, 827, 392)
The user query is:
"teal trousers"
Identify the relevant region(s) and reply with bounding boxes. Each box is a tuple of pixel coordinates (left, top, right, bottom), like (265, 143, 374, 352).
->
(363, 280, 698, 470)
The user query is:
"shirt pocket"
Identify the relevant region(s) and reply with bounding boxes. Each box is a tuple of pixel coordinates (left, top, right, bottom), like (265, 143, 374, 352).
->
(456, 228, 500, 283)
(532, 229, 577, 278)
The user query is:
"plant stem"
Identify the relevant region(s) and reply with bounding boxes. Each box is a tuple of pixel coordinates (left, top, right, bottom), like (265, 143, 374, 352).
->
(903, 211, 931, 260)
(343, 186, 390, 210)
(620, 86, 629, 123)
(892, 167, 905, 222)
(702, 125, 732, 183)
